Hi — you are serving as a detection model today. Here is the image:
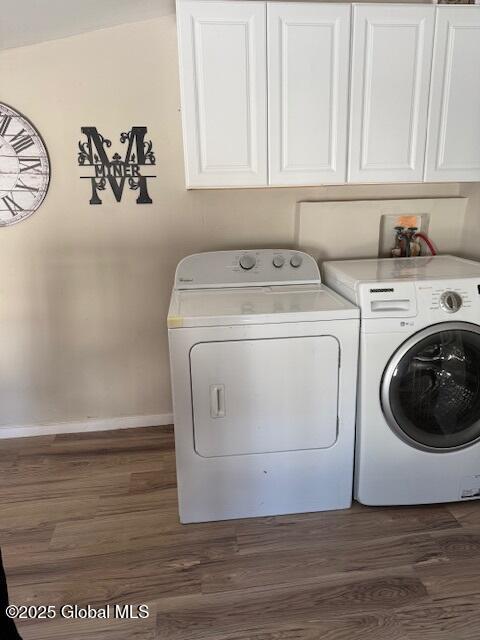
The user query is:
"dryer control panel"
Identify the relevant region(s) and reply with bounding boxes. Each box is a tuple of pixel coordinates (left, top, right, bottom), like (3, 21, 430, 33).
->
(174, 249, 320, 289)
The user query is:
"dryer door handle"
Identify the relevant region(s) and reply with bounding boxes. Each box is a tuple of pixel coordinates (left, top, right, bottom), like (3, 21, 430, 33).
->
(210, 384, 226, 418)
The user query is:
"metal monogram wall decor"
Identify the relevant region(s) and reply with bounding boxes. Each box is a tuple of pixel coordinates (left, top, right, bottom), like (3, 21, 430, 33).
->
(0, 103, 50, 226)
(78, 127, 156, 205)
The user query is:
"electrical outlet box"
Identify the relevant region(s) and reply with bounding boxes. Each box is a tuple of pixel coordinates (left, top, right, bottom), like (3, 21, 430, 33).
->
(378, 213, 430, 258)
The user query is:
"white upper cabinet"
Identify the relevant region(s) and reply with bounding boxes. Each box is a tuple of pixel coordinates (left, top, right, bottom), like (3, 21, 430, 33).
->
(176, 2, 479, 188)
(268, 3, 351, 186)
(348, 5, 435, 183)
(176, 0, 267, 187)
(425, 7, 480, 183)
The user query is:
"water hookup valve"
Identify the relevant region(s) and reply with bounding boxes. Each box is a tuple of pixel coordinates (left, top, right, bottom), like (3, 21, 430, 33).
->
(391, 225, 436, 258)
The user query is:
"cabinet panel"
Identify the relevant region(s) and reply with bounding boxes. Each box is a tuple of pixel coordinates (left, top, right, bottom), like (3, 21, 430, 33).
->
(349, 5, 434, 183)
(176, 0, 267, 187)
(425, 7, 480, 182)
(268, 3, 351, 185)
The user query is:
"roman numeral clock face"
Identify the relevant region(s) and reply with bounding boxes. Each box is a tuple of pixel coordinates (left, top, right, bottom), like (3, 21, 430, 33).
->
(0, 103, 50, 226)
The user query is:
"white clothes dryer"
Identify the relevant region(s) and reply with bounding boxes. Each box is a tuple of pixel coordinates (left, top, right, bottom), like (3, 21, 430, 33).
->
(324, 255, 480, 506)
(168, 249, 359, 522)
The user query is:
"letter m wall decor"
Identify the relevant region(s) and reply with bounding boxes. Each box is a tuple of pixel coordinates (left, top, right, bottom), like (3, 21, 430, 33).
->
(78, 127, 156, 204)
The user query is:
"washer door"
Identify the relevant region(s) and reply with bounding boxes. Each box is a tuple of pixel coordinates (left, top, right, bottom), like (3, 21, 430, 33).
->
(381, 322, 480, 452)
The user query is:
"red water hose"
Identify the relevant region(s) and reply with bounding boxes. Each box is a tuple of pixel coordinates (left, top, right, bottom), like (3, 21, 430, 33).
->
(415, 232, 437, 256)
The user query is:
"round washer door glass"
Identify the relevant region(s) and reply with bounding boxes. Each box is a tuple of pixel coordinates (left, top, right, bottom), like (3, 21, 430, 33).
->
(382, 322, 480, 451)
(0, 103, 50, 226)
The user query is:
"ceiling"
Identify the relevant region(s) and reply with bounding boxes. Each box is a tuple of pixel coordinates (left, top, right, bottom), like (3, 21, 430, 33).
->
(0, 0, 174, 51)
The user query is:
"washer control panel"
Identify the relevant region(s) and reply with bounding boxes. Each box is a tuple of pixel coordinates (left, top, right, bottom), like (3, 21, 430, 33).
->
(439, 290, 463, 313)
(428, 284, 473, 314)
(359, 276, 480, 334)
(174, 249, 320, 289)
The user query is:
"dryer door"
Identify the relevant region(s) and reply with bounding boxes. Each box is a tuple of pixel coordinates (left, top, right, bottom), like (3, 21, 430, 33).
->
(190, 335, 339, 457)
(381, 322, 480, 451)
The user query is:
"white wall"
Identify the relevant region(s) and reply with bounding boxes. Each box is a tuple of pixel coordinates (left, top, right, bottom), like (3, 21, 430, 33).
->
(460, 184, 480, 260)
(0, 14, 465, 432)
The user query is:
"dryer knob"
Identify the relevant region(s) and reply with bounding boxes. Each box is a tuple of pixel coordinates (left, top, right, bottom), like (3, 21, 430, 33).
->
(239, 254, 256, 270)
(440, 290, 462, 313)
(272, 255, 285, 268)
(290, 254, 303, 268)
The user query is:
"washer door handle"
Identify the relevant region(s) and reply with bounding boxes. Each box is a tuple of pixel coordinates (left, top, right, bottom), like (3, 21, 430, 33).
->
(210, 384, 226, 418)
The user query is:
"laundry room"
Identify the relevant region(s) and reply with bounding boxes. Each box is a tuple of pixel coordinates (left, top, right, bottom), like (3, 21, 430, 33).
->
(1, 0, 480, 638)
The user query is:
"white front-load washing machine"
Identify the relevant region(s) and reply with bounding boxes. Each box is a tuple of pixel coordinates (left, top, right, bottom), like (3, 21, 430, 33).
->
(168, 249, 359, 522)
(324, 255, 480, 506)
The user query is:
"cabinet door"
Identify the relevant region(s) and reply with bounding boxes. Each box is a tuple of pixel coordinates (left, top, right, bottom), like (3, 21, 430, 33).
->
(425, 7, 480, 183)
(348, 5, 435, 183)
(176, 0, 267, 187)
(268, 3, 351, 186)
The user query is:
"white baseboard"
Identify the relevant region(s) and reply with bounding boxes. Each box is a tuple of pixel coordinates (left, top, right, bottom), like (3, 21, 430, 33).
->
(0, 413, 174, 439)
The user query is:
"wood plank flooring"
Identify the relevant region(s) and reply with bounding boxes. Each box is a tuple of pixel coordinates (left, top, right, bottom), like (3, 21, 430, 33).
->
(1, 426, 479, 639)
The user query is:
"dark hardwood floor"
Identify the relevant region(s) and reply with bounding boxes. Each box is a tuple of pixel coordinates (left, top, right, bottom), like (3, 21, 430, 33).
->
(1, 426, 479, 639)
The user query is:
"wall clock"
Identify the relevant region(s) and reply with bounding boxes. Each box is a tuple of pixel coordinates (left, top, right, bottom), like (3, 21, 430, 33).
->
(0, 103, 50, 226)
